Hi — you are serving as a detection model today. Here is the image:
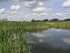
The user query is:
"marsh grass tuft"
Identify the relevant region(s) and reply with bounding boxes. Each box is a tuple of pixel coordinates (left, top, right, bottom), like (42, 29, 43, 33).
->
(0, 29, 29, 53)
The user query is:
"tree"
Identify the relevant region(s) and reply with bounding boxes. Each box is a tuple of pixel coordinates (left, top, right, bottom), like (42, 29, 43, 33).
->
(43, 19, 48, 21)
(31, 19, 35, 22)
(50, 18, 59, 21)
(64, 18, 70, 21)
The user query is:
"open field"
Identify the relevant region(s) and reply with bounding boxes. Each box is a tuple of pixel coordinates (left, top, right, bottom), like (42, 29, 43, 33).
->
(0, 21, 70, 53)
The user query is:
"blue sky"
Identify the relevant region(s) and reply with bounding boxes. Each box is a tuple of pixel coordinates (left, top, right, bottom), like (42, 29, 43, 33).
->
(0, 0, 70, 21)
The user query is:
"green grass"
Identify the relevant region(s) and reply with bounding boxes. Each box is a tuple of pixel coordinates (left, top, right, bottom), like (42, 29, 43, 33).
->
(0, 22, 49, 32)
(46, 21, 70, 29)
(1, 21, 70, 32)
(0, 29, 29, 53)
(0, 21, 70, 53)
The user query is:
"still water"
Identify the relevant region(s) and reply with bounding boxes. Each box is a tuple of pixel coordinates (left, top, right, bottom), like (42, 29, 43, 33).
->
(27, 28, 70, 53)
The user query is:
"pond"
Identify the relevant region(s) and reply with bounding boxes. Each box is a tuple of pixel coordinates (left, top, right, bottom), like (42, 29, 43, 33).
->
(27, 28, 70, 53)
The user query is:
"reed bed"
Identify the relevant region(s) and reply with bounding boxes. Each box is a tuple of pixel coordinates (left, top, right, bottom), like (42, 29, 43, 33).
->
(0, 21, 70, 53)
(47, 21, 70, 29)
(0, 29, 29, 53)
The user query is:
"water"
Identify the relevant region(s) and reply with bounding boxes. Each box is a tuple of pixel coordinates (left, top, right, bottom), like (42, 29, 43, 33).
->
(27, 28, 70, 53)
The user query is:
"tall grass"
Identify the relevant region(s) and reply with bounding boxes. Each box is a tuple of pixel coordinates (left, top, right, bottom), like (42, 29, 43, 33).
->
(47, 21, 70, 29)
(0, 22, 49, 32)
(0, 22, 49, 53)
(0, 21, 70, 53)
(0, 29, 29, 53)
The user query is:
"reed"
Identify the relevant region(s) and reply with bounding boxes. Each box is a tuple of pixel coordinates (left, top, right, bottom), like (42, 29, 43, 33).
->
(0, 21, 70, 53)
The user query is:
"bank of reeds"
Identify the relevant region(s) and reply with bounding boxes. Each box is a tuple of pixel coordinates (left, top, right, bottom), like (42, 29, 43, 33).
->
(0, 21, 70, 53)
(0, 29, 29, 53)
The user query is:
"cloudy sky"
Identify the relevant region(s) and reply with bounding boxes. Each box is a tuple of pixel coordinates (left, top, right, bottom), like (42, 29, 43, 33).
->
(0, 0, 70, 21)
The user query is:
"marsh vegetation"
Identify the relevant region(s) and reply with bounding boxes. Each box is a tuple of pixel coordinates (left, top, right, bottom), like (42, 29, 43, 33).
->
(0, 21, 70, 53)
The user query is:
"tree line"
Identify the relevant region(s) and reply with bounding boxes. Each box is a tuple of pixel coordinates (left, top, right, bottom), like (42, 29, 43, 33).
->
(31, 18, 70, 22)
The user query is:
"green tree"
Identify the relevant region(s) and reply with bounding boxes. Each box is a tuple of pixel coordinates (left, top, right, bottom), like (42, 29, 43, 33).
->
(31, 19, 35, 22)
(43, 19, 48, 22)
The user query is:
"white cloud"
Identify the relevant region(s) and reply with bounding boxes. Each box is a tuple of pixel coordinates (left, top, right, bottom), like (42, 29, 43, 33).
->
(33, 13, 37, 15)
(33, 13, 42, 16)
(41, 12, 48, 15)
(62, 0, 70, 7)
(67, 10, 70, 12)
(0, 8, 5, 13)
(11, 5, 20, 10)
(56, 13, 63, 16)
(24, 1, 38, 8)
(33, 12, 48, 16)
(11, 11, 17, 14)
(6, 11, 10, 13)
(7, 12, 26, 21)
(33, 7, 46, 12)
(24, 1, 45, 9)
(0, 0, 56, 2)
(38, 2, 44, 6)
(33, 7, 52, 12)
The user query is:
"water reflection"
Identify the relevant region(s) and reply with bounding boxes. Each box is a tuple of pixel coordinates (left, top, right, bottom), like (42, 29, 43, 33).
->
(27, 28, 70, 53)
(63, 37, 70, 44)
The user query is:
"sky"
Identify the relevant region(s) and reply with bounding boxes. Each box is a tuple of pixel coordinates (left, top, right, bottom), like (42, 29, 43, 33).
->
(0, 0, 70, 21)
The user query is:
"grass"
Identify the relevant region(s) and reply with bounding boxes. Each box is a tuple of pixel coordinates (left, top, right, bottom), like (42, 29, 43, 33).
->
(0, 21, 70, 53)
(0, 29, 29, 53)
(46, 21, 70, 29)
(0, 22, 49, 32)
